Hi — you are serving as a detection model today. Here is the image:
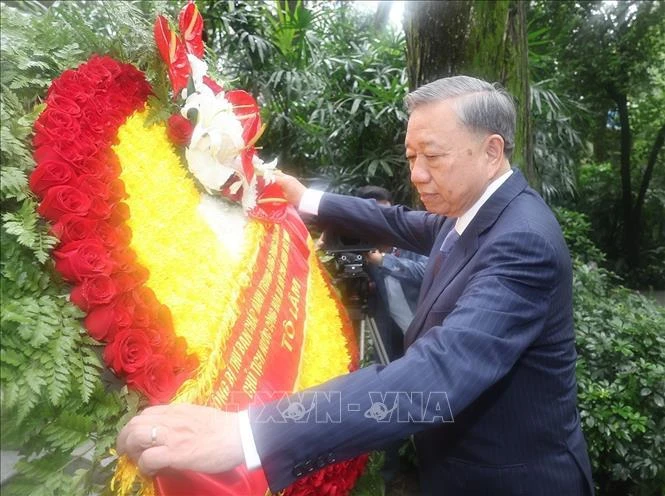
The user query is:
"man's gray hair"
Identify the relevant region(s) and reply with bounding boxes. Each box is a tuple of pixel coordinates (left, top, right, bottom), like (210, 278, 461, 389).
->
(405, 76, 516, 159)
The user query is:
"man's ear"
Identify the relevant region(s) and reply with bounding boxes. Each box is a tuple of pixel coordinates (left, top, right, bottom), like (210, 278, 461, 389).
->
(485, 134, 505, 170)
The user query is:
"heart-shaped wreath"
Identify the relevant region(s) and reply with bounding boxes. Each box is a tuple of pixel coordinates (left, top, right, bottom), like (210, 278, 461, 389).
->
(28, 2, 367, 495)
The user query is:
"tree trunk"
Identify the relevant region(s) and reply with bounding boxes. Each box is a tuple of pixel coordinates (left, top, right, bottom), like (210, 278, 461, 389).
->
(503, 1, 535, 188)
(404, 1, 472, 90)
(633, 122, 665, 251)
(404, 0, 535, 187)
(374, 1, 392, 31)
(607, 85, 638, 266)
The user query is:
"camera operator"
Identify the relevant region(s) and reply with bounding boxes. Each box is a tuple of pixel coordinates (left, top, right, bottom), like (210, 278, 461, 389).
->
(355, 185, 428, 362)
(355, 186, 428, 485)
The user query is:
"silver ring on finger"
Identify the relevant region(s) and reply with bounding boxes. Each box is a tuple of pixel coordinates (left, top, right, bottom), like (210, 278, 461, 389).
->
(150, 425, 158, 447)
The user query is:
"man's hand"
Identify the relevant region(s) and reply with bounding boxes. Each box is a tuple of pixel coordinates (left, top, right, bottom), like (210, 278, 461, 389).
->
(274, 171, 307, 206)
(366, 249, 384, 266)
(116, 404, 244, 476)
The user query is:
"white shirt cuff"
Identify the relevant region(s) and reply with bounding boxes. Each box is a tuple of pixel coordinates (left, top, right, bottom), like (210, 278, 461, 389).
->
(299, 189, 324, 216)
(238, 409, 262, 470)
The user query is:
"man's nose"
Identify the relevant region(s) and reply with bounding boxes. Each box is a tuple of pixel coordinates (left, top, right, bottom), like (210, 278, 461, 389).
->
(410, 158, 429, 183)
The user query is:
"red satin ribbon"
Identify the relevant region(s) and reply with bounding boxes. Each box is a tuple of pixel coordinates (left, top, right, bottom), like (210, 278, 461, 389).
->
(155, 199, 309, 496)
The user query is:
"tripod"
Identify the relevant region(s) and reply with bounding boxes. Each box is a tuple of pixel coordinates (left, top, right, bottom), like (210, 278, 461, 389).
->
(341, 281, 391, 367)
(325, 250, 391, 366)
(359, 311, 390, 366)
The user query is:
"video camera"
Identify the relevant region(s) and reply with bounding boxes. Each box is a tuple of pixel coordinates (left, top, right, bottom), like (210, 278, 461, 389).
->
(320, 228, 390, 365)
(320, 228, 377, 318)
(321, 228, 375, 279)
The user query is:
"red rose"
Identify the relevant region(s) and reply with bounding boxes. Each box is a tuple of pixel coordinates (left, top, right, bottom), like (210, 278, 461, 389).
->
(80, 101, 103, 130)
(284, 455, 369, 496)
(140, 309, 176, 351)
(84, 294, 136, 342)
(103, 328, 152, 374)
(127, 286, 162, 328)
(71, 274, 117, 310)
(103, 152, 122, 178)
(140, 326, 172, 352)
(112, 265, 149, 293)
(77, 175, 111, 200)
(78, 124, 108, 145)
(74, 151, 119, 181)
(113, 293, 137, 328)
(95, 221, 131, 248)
(47, 70, 90, 105)
(166, 114, 193, 146)
(55, 138, 100, 166)
(87, 197, 113, 220)
(135, 286, 159, 307)
(112, 72, 151, 108)
(107, 202, 130, 226)
(132, 298, 157, 328)
(112, 248, 137, 272)
(37, 185, 92, 222)
(54, 239, 114, 282)
(156, 304, 174, 332)
(108, 179, 127, 202)
(52, 214, 98, 244)
(126, 354, 181, 404)
(34, 108, 81, 143)
(81, 56, 114, 85)
(29, 159, 77, 198)
(33, 144, 82, 172)
(95, 55, 123, 79)
(45, 93, 81, 117)
(84, 302, 118, 342)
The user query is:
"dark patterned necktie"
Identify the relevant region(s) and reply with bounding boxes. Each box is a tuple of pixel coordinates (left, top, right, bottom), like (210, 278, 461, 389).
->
(424, 228, 460, 295)
(435, 228, 460, 271)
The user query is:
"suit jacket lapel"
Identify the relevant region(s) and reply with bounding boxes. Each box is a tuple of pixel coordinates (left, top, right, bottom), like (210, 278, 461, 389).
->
(416, 218, 456, 303)
(404, 232, 477, 347)
(404, 169, 529, 348)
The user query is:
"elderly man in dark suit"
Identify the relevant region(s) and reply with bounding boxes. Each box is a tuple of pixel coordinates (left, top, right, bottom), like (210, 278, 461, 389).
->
(118, 75, 594, 495)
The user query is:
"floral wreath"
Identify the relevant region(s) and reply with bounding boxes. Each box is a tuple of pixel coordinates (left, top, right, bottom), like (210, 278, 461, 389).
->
(28, 2, 367, 495)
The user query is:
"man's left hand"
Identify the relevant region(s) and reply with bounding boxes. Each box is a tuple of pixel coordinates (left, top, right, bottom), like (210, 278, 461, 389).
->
(366, 249, 384, 266)
(116, 404, 244, 476)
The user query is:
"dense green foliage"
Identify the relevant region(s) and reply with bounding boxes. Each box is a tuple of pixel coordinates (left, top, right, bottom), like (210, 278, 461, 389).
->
(0, 2, 162, 494)
(202, 0, 412, 202)
(557, 208, 665, 495)
(529, 0, 665, 287)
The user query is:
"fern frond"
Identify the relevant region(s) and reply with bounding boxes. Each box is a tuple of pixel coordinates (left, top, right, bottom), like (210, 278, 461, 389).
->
(0, 167, 28, 201)
(2, 208, 37, 248)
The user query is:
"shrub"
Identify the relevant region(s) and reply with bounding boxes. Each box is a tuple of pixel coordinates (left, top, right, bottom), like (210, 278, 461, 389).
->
(557, 208, 665, 495)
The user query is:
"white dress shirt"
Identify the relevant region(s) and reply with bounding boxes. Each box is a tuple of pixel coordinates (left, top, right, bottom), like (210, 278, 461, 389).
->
(238, 167, 513, 470)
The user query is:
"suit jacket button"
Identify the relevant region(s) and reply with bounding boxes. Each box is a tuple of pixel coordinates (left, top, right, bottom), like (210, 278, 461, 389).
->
(326, 452, 336, 463)
(292, 462, 305, 477)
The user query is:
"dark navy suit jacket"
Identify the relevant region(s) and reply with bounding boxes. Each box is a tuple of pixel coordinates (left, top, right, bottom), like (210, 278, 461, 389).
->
(250, 170, 594, 495)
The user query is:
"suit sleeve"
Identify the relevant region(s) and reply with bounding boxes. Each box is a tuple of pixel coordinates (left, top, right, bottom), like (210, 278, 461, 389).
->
(249, 230, 559, 492)
(380, 252, 427, 285)
(317, 193, 444, 255)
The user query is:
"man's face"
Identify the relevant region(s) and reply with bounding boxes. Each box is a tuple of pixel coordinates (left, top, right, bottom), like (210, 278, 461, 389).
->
(405, 99, 498, 217)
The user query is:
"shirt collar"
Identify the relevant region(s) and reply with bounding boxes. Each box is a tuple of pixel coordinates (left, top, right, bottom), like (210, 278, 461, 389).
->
(455, 168, 513, 235)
